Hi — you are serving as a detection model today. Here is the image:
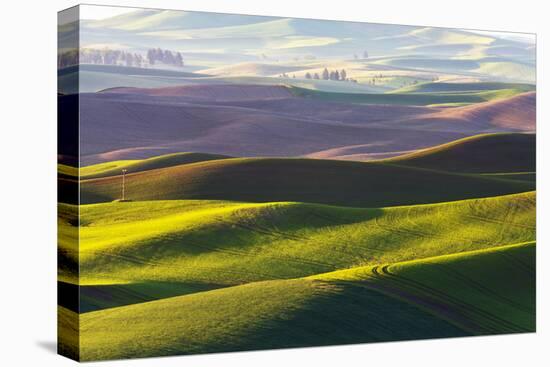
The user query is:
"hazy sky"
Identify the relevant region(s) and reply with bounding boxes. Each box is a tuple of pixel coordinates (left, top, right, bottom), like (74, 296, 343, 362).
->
(78, 4, 535, 44)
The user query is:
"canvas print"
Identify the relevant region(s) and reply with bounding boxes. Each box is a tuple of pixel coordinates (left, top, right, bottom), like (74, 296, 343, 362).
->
(58, 4, 536, 361)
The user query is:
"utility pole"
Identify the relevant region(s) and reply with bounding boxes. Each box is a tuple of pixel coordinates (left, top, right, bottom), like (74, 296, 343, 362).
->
(121, 169, 127, 201)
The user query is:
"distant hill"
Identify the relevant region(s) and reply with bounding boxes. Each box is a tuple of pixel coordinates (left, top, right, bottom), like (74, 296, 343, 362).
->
(428, 91, 536, 130)
(58, 64, 205, 78)
(391, 81, 534, 94)
(75, 91, 470, 164)
(290, 85, 530, 106)
(58, 64, 206, 94)
(197, 62, 304, 77)
(73, 88, 535, 164)
(103, 84, 294, 101)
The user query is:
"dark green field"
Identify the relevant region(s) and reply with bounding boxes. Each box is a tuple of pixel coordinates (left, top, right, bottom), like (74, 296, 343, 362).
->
(78, 156, 534, 207)
(385, 133, 536, 173)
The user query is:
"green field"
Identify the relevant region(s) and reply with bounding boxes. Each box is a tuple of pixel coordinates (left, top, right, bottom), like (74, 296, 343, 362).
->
(59, 240, 534, 360)
(77, 157, 534, 207)
(60, 152, 232, 179)
(390, 81, 535, 94)
(59, 190, 535, 286)
(59, 134, 536, 361)
(290, 84, 532, 106)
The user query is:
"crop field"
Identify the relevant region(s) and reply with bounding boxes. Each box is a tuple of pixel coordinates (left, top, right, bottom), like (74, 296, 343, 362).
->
(58, 139, 536, 360)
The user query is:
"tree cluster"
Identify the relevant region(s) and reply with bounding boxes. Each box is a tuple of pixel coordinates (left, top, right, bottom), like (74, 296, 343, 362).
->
(80, 48, 145, 67)
(305, 68, 355, 82)
(146, 48, 184, 67)
(58, 47, 186, 69)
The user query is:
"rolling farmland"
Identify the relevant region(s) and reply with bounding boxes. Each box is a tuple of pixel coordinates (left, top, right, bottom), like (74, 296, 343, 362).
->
(58, 7, 536, 361)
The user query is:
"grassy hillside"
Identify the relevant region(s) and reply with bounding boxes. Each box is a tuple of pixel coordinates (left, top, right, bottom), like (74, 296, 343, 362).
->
(315, 241, 535, 334)
(58, 64, 205, 78)
(58, 191, 535, 287)
(78, 157, 534, 207)
(61, 152, 231, 179)
(385, 133, 535, 173)
(58, 64, 206, 94)
(390, 81, 534, 94)
(290, 86, 526, 106)
(66, 241, 534, 360)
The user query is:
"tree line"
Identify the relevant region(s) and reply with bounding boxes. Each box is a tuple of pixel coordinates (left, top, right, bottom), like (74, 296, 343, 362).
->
(58, 47, 184, 69)
(78, 48, 146, 67)
(146, 48, 184, 67)
(304, 68, 357, 82)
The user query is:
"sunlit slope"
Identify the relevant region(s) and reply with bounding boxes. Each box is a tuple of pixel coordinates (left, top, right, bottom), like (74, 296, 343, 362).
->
(61, 152, 232, 179)
(315, 241, 535, 334)
(385, 133, 535, 173)
(78, 158, 534, 206)
(58, 191, 535, 286)
(72, 241, 534, 360)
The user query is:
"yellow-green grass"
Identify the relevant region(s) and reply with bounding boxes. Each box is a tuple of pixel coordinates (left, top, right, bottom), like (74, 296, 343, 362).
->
(58, 164, 79, 177)
(58, 306, 79, 360)
(78, 157, 534, 207)
(59, 152, 231, 179)
(71, 276, 466, 360)
(62, 241, 534, 360)
(58, 191, 535, 288)
(58, 204, 78, 278)
(384, 133, 535, 173)
(314, 241, 535, 334)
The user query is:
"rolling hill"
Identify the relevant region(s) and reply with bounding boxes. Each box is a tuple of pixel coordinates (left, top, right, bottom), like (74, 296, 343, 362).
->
(390, 81, 534, 94)
(197, 62, 305, 77)
(60, 240, 534, 360)
(58, 191, 535, 287)
(74, 87, 535, 164)
(385, 133, 535, 173)
(291, 86, 508, 106)
(58, 64, 207, 94)
(75, 91, 467, 164)
(427, 91, 536, 130)
(65, 152, 232, 179)
(77, 157, 534, 206)
(103, 84, 294, 100)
